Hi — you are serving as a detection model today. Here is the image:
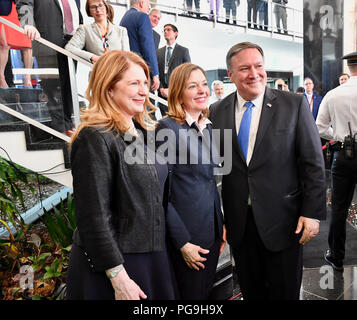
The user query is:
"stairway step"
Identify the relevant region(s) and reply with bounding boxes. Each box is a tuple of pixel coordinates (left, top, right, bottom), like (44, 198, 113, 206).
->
(0, 123, 71, 169)
(0, 87, 43, 103)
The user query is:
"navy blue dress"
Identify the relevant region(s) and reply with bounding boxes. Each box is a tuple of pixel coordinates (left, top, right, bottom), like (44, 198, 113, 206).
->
(67, 149, 177, 300)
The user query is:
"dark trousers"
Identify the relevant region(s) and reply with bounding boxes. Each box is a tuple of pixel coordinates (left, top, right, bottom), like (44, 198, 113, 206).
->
(329, 150, 357, 260)
(232, 210, 303, 300)
(168, 237, 220, 300)
(247, 0, 257, 27)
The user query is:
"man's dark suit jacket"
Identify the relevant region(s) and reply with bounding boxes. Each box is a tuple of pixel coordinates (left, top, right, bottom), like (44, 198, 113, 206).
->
(17, 0, 82, 132)
(120, 8, 159, 77)
(156, 43, 191, 89)
(210, 88, 326, 252)
(0, 0, 13, 16)
(17, 0, 82, 56)
(303, 92, 322, 120)
(153, 29, 160, 50)
(156, 116, 223, 250)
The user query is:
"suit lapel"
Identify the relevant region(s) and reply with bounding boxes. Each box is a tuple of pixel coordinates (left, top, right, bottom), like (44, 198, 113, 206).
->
(54, 0, 61, 13)
(91, 22, 101, 38)
(251, 87, 277, 162)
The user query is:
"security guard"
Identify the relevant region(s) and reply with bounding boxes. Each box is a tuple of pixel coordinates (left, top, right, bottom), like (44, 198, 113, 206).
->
(316, 51, 357, 271)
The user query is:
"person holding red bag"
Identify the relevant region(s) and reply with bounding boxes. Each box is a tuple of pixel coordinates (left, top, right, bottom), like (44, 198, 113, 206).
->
(0, 0, 33, 87)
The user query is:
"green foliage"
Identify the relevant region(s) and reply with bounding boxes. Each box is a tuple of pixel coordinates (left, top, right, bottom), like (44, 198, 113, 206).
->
(42, 193, 76, 248)
(0, 157, 34, 231)
(44, 258, 62, 279)
(0, 158, 75, 300)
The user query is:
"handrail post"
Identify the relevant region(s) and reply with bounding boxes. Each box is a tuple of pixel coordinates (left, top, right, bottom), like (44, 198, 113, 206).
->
(67, 56, 81, 128)
(213, 0, 217, 28)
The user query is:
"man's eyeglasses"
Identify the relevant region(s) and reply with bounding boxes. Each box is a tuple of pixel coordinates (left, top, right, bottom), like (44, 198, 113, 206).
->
(89, 3, 105, 11)
(164, 28, 173, 32)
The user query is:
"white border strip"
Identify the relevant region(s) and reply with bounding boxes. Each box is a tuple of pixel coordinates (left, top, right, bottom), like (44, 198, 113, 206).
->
(12, 68, 59, 75)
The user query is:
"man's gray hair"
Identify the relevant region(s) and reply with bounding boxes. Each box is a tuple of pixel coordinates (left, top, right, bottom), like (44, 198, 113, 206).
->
(226, 42, 264, 72)
(211, 80, 224, 91)
(130, 0, 141, 6)
(149, 8, 161, 15)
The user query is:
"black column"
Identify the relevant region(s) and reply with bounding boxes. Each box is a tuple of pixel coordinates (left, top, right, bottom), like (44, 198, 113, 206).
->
(303, 0, 344, 96)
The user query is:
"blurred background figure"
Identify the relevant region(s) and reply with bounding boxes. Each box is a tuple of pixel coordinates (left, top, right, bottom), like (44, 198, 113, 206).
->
(149, 8, 161, 50)
(209, 79, 225, 105)
(186, 0, 200, 17)
(0, 0, 33, 88)
(257, 0, 268, 30)
(156, 24, 191, 115)
(273, 0, 288, 34)
(296, 86, 305, 95)
(65, 0, 129, 64)
(223, 0, 239, 24)
(247, 0, 257, 29)
(303, 77, 322, 121)
(339, 73, 350, 85)
(18, 0, 83, 136)
(120, 0, 160, 92)
(274, 78, 289, 91)
(209, 0, 220, 21)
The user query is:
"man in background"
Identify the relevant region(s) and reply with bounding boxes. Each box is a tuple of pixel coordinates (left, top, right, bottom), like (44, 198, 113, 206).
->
(316, 52, 357, 272)
(17, 0, 82, 136)
(339, 73, 350, 85)
(156, 24, 190, 114)
(209, 80, 225, 105)
(303, 77, 322, 120)
(120, 0, 160, 91)
(149, 8, 161, 50)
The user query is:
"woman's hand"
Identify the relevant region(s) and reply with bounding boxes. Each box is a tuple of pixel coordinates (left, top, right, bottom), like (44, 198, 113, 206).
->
(109, 268, 147, 300)
(91, 55, 100, 64)
(24, 25, 40, 41)
(180, 242, 209, 271)
(219, 225, 227, 255)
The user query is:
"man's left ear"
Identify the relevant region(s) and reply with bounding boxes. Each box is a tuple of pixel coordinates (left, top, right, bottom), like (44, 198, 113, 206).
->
(227, 70, 233, 82)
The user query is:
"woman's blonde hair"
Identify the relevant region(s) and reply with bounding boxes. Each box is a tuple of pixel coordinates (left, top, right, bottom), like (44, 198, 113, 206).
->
(86, 0, 114, 23)
(71, 50, 156, 145)
(167, 63, 209, 125)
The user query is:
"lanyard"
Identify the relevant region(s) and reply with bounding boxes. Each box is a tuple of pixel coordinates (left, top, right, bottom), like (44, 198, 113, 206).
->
(101, 25, 109, 52)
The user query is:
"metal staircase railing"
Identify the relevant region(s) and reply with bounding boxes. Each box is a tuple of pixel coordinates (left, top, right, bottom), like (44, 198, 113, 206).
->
(0, 16, 168, 142)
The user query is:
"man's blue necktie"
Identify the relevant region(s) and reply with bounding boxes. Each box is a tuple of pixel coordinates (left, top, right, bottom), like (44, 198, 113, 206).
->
(238, 101, 254, 160)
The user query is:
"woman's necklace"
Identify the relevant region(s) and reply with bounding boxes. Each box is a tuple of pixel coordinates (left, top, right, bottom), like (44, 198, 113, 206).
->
(97, 22, 109, 52)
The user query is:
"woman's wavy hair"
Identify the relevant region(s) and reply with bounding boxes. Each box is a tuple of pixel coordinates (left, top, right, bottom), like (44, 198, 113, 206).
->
(166, 63, 209, 125)
(86, 0, 114, 23)
(70, 50, 156, 146)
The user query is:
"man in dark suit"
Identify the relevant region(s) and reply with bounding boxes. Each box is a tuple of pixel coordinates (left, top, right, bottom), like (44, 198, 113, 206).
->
(149, 8, 161, 50)
(17, 0, 82, 136)
(120, 0, 160, 92)
(156, 24, 190, 115)
(303, 77, 322, 120)
(210, 42, 326, 300)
